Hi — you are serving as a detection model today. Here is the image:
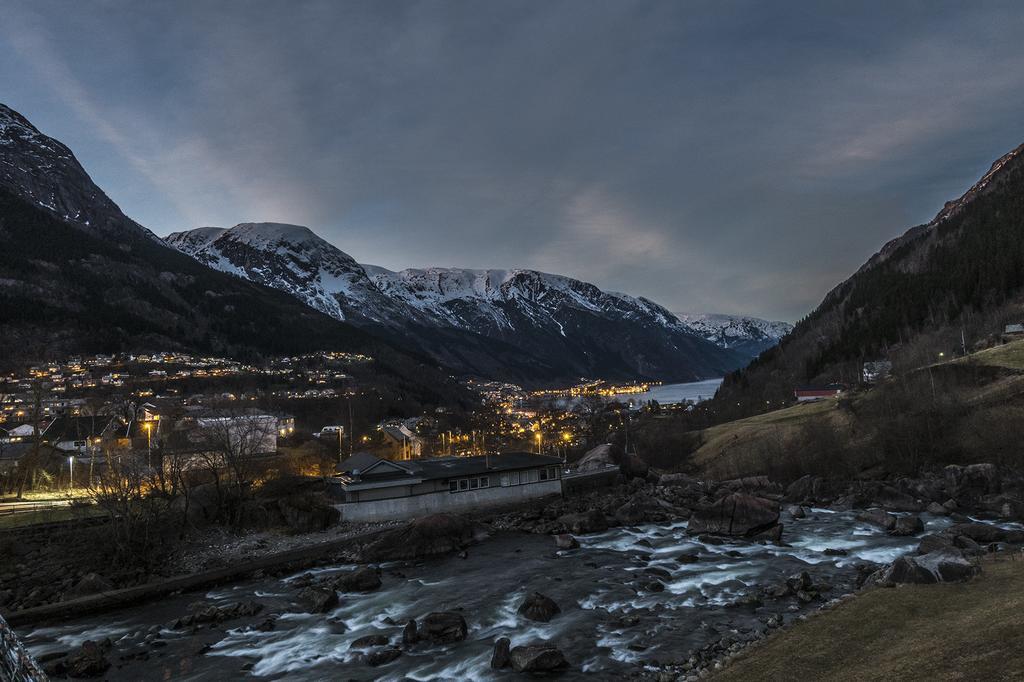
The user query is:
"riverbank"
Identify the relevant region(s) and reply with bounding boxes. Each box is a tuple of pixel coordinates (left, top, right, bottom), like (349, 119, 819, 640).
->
(713, 553, 1024, 681)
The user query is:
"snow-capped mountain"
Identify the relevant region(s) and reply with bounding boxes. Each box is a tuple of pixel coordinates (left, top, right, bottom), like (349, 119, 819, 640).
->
(167, 223, 751, 383)
(0, 103, 159, 242)
(675, 313, 793, 358)
(0, 102, 424, 374)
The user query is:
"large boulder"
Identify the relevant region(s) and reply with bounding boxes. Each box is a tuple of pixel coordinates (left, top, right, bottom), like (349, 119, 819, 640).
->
(332, 566, 382, 592)
(298, 586, 338, 614)
(509, 642, 570, 673)
(419, 612, 468, 644)
(856, 509, 897, 531)
(890, 515, 924, 537)
(916, 534, 960, 556)
(360, 514, 487, 562)
(945, 463, 1000, 500)
(947, 522, 1008, 544)
(884, 556, 938, 584)
(916, 552, 979, 582)
(517, 592, 561, 623)
(557, 510, 608, 535)
(687, 493, 779, 537)
(576, 443, 620, 472)
(883, 553, 978, 584)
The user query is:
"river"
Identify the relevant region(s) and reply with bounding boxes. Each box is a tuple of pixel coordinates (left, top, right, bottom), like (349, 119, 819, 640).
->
(18, 509, 997, 681)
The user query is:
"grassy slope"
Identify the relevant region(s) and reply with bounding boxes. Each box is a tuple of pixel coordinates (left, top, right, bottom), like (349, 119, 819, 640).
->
(956, 337, 1024, 370)
(688, 399, 843, 474)
(714, 556, 1024, 681)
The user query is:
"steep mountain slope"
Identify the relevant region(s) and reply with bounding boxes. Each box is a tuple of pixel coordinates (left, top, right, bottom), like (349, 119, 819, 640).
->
(674, 314, 792, 358)
(716, 141, 1024, 416)
(0, 103, 463, 404)
(168, 223, 748, 383)
(0, 104, 159, 243)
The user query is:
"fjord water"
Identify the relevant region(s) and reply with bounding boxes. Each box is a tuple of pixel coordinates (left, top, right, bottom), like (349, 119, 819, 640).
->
(19, 510, 983, 681)
(627, 378, 723, 405)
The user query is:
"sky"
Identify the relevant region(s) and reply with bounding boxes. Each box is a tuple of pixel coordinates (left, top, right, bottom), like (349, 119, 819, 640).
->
(3, 1, 1024, 322)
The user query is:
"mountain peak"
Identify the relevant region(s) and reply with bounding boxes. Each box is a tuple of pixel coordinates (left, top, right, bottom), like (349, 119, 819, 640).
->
(0, 102, 159, 243)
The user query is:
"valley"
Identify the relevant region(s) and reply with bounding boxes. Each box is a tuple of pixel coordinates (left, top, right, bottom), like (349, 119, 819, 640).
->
(4, 6, 1024, 679)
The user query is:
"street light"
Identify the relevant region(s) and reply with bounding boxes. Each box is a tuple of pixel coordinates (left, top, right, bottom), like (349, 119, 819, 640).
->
(143, 421, 152, 470)
(68, 456, 73, 492)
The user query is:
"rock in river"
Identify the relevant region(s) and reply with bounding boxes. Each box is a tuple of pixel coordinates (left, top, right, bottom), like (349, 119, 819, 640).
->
(298, 586, 338, 614)
(687, 493, 780, 537)
(518, 592, 561, 622)
(332, 566, 382, 592)
(510, 642, 570, 673)
(890, 515, 924, 537)
(554, 533, 580, 550)
(491, 637, 511, 669)
(855, 509, 897, 531)
(418, 611, 468, 644)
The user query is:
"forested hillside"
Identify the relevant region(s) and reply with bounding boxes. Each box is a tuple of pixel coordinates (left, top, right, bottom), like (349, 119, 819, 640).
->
(716, 143, 1024, 418)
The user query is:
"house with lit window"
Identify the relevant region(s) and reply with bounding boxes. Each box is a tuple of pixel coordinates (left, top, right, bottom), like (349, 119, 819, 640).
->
(329, 451, 564, 521)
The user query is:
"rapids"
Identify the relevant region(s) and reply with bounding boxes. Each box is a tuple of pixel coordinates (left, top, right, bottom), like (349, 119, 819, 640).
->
(18, 509, 1005, 680)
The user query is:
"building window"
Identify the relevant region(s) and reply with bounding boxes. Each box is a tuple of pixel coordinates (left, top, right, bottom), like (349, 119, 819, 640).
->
(459, 479, 469, 491)
(470, 478, 479, 490)
(480, 476, 489, 488)
(500, 474, 510, 487)
(449, 481, 458, 493)
(540, 468, 549, 481)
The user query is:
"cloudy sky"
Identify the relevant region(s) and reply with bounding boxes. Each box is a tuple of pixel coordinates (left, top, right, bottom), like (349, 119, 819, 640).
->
(3, 1, 1024, 321)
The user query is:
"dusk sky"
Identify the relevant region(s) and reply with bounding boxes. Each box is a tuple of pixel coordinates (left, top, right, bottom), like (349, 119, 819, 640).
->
(3, 1, 1024, 321)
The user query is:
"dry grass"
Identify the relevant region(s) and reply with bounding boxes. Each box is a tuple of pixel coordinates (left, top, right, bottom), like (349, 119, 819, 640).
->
(689, 399, 843, 472)
(714, 555, 1024, 681)
(953, 338, 1024, 370)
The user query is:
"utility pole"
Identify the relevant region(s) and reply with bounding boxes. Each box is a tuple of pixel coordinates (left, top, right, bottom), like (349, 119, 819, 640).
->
(347, 399, 354, 456)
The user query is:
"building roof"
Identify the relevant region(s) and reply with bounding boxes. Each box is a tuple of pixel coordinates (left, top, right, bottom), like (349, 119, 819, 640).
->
(337, 451, 382, 474)
(339, 451, 562, 485)
(45, 415, 118, 442)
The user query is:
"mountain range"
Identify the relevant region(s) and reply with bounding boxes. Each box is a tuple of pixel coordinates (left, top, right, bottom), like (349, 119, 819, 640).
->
(166, 222, 787, 383)
(0, 102, 470, 407)
(0, 101, 787, 386)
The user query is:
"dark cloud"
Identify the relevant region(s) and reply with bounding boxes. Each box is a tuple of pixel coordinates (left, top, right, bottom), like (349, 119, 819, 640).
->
(3, 0, 1024, 320)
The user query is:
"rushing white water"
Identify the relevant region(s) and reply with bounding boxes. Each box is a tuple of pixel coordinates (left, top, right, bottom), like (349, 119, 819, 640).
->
(20, 509, 982, 681)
